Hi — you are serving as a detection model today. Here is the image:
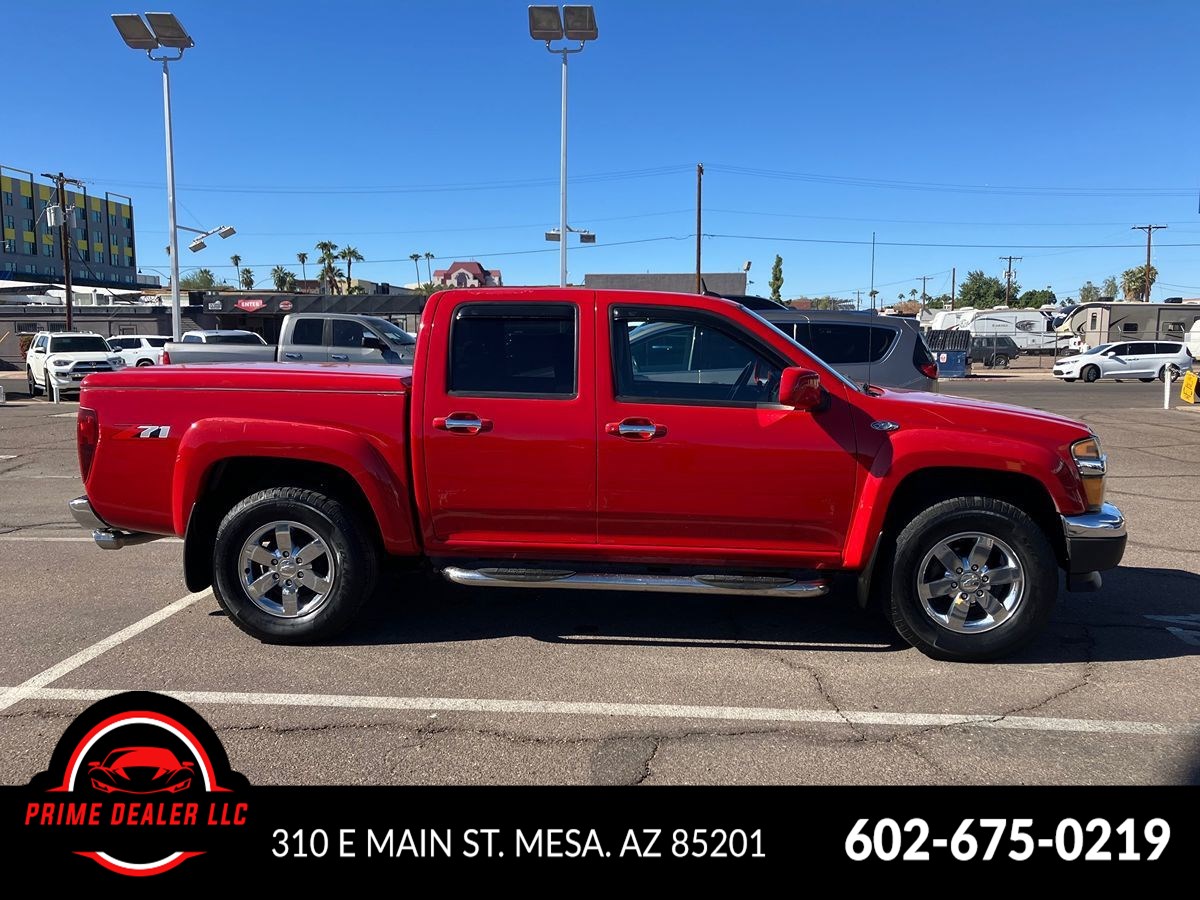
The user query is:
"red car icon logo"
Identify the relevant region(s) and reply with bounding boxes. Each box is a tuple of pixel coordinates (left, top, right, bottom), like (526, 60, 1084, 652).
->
(87, 746, 195, 795)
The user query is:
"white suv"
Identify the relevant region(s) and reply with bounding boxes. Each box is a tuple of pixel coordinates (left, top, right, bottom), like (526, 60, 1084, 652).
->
(25, 332, 125, 398)
(1053, 340, 1194, 384)
(106, 335, 171, 367)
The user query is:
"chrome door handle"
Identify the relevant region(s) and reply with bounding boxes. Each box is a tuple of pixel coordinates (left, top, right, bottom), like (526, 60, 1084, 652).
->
(283, 352, 302, 360)
(605, 418, 667, 441)
(330, 353, 349, 361)
(434, 413, 493, 434)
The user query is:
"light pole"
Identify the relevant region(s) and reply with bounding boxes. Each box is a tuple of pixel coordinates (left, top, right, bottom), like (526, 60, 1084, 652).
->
(529, 5, 598, 287)
(112, 12, 194, 340)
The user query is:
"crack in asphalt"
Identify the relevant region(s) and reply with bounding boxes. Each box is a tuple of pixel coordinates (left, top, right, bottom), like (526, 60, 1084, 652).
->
(632, 738, 661, 786)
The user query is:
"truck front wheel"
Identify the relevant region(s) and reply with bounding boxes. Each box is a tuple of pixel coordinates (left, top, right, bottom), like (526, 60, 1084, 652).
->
(212, 487, 378, 643)
(888, 497, 1057, 661)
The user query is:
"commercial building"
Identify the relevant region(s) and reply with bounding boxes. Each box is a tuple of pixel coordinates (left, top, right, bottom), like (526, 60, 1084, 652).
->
(432, 261, 503, 288)
(583, 272, 747, 295)
(1, 166, 137, 288)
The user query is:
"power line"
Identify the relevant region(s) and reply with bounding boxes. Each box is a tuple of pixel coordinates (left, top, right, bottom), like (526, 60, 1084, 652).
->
(703, 233, 1200, 249)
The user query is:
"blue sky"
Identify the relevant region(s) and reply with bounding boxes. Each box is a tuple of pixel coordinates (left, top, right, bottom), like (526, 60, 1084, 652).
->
(5, 1, 1200, 302)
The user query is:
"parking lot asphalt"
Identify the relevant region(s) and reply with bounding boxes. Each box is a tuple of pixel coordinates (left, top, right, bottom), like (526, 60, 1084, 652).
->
(1, 374, 1198, 786)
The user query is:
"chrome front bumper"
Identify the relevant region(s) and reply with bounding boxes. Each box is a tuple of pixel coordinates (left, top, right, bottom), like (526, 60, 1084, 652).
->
(1061, 502, 1127, 590)
(69, 496, 161, 550)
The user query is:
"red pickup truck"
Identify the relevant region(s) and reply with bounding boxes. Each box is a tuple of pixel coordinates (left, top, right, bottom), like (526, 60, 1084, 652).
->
(68, 288, 1126, 661)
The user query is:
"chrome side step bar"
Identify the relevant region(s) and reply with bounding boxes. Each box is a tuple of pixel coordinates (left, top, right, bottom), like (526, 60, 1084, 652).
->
(441, 566, 829, 598)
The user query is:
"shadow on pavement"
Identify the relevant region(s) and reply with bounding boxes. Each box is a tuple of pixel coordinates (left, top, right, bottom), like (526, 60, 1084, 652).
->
(335, 564, 1199, 664)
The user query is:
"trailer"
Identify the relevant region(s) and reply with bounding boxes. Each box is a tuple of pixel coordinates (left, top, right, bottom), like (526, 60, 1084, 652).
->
(1055, 301, 1200, 350)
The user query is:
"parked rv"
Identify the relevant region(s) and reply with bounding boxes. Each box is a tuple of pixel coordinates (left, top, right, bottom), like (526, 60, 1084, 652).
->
(1055, 301, 1200, 350)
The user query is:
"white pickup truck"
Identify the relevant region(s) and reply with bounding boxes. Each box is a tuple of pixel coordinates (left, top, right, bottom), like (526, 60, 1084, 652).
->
(162, 314, 416, 365)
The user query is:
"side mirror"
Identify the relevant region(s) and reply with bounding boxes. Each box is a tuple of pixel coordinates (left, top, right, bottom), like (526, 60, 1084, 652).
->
(779, 367, 823, 411)
(33, 346, 46, 354)
(362, 335, 388, 353)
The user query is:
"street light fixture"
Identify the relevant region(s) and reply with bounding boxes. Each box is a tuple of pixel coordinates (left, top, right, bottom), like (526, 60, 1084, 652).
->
(111, 11, 194, 340)
(528, 5, 598, 287)
(174, 223, 236, 253)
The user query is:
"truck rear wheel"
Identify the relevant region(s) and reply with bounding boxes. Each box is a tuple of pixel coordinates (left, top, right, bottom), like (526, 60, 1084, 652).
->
(212, 487, 377, 643)
(888, 496, 1057, 661)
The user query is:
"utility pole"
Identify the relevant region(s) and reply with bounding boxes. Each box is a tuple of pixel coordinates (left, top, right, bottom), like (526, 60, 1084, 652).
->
(695, 162, 703, 294)
(1000, 255, 1022, 305)
(917, 274, 930, 311)
(41, 172, 85, 332)
(1131, 225, 1166, 301)
(854, 289, 863, 309)
(950, 266, 956, 311)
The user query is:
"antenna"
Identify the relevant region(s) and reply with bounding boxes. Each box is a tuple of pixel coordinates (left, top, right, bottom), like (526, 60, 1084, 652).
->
(866, 231, 876, 392)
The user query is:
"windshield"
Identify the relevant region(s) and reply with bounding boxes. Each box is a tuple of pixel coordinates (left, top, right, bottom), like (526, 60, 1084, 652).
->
(48, 336, 110, 354)
(741, 306, 863, 394)
(369, 318, 416, 345)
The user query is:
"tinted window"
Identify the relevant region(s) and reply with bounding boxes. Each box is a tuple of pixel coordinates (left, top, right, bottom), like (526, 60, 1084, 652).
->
(107, 338, 130, 349)
(181, 334, 201, 343)
(291, 318, 324, 346)
(48, 336, 110, 353)
(1163, 322, 1184, 335)
(803, 323, 896, 364)
(769, 321, 797, 341)
(146, 337, 169, 348)
(450, 304, 576, 397)
(1108, 344, 1129, 356)
(1156, 342, 1182, 354)
(1121, 322, 1138, 333)
(1131, 343, 1156, 355)
(616, 310, 781, 404)
(331, 320, 372, 348)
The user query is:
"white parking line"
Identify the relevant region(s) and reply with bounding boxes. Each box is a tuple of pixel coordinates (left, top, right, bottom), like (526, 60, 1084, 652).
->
(9, 687, 1198, 737)
(0, 474, 79, 479)
(0, 590, 209, 712)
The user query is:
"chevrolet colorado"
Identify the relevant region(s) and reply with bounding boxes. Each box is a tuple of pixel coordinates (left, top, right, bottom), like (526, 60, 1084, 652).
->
(68, 288, 1126, 661)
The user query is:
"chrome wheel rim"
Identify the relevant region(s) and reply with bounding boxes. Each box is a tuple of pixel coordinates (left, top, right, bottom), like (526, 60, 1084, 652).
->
(916, 531, 1024, 634)
(238, 520, 336, 618)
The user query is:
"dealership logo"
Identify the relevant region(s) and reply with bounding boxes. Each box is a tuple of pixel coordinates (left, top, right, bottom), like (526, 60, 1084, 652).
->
(22, 692, 250, 878)
(278, 300, 293, 312)
(206, 300, 223, 311)
(235, 298, 265, 312)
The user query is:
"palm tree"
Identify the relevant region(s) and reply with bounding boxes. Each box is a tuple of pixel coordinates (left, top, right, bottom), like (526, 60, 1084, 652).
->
(230, 254, 242, 289)
(340, 246, 363, 293)
(240, 268, 255, 290)
(314, 241, 339, 293)
(284, 272, 297, 292)
(271, 265, 293, 291)
(409, 252, 422, 287)
(296, 252, 308, 291)
(423, 251, 435, 284)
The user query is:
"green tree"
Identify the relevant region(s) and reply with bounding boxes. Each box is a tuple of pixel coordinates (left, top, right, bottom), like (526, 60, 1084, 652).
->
(1018, 287, 1057, 308)
(409, 252, 422, 287)
(1078, 281, 1100, 302)
(230, 254, 242, 289)
(1121, 265, 1157, 301)
(179, 268, 218, 290)
(768, 255, 783, 302)
(296, 252, 308, 289)
(956, 270, 1015, 309)
(314, 241, 339, 294)
(1101, 275, 1119, 299)
(240, 268, 255, 290)
(423, 251, 435, 283)
(271, 265, 297, 291)
(340, 246, 363, 292)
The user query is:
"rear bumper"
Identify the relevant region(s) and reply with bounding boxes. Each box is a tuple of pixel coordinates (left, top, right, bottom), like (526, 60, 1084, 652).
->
(1061, 502, 1126, 589)
(69, 496, 162, 550)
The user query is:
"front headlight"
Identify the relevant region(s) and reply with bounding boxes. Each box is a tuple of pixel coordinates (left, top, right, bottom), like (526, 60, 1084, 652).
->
(50, 359, 71, 367)
(1071, 436, 1106, 510)
(108, 356, 125, 367)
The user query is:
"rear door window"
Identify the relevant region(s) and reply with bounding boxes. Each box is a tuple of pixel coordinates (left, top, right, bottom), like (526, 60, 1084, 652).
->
(449, 303, 576, 397)
(290, 318, 324, 346)
(803, 323, 896, 364)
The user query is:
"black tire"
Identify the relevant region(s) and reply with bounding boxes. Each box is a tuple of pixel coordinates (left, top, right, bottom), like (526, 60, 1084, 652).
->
(993, 354, 1009, 369)
(888, 496, 1058, 662)
(212, 487, 378, 643)
(1160, 364, 1181, 383)
(1082, 365, 1100, 383)
(26, 367, 42, 398)
(1062, 378, 1077, 383)
(136, 358, 154, 367)
(1139, 377, 1155, 383)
